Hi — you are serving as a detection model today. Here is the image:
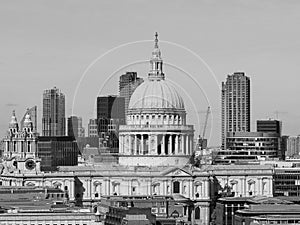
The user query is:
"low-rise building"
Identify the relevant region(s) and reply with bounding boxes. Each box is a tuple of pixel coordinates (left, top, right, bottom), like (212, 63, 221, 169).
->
(0, 186, 97, 225)
(234, 204, 300, 225)
(274, 166, 300, 197)
(214, 196, 292, 225)
(215, 132, 281, 164)
(37, 136, 79, 171)
(95, 195, 193, 225)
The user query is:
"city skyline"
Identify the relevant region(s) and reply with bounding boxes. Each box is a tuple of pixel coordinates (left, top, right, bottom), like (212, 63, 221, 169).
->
(1, 1, 300, 146)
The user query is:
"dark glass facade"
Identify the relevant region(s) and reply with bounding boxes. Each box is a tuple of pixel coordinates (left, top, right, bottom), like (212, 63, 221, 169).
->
(37, 136, 79, 171)
(257, 119, 282, 135)
(96, 96, 125, 151)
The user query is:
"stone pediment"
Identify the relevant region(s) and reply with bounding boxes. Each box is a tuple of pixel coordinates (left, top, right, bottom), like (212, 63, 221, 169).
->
(162, 167, 192, 177)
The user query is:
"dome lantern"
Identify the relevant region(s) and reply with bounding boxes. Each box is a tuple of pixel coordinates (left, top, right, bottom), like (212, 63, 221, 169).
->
(148, 32, 165, 81)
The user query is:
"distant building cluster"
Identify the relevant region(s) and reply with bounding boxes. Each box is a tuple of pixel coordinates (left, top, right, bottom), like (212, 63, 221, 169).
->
(2, 33, 300, 225)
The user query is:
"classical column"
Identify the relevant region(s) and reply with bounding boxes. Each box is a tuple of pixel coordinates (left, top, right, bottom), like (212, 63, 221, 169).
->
(269, 178, 272, 196)
(69, 179, 75, 200)
(181, 181, 184, 195)
(97, 183, 101, 197)
(257, 178, 261, 195)
(141, 134, 144, 155)
(181, 135, 185, 155)
(155, 135, 158, 155)
(244, 178, 247, 196)
(134, 135, 138, 155)
(129, 135, 132, 155)
(119, 135, 123, 154)
(86, 179, 91, 199)
(106, 179, 110, 195)
(168, 135, 172, 155)
(186, 135, 189, 155)
(122, 135, 126, 154)
(175, 135, 179, 155)
(161, 134, 165, 155)
(240, 178, 244, 196)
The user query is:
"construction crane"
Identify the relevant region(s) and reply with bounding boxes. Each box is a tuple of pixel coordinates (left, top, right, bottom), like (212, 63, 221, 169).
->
(198, 106, 211, 150)
(273, 111, 288, 120)
(202, 106, 211, 139)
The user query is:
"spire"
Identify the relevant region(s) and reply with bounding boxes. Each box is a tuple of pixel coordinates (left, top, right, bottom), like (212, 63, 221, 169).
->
(152, 32, 161, 59)
(154, 32, 159, 49)
(149, 32, 164, 81)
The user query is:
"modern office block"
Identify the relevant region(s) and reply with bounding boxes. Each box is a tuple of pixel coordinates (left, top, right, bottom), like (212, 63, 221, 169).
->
(119, 72, 143, 115)
(68, 116, 85, 138)
(42, 87, 66, 136)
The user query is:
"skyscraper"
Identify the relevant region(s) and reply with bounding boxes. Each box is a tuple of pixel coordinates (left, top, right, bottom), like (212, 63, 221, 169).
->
(42, 87, 66, 136)
(221, 72, 250, 149)
(97, 95, 125, 150)
(119, 72, 144, 114)
(88, 118, 98, 137)
(67, 116, 85, 138)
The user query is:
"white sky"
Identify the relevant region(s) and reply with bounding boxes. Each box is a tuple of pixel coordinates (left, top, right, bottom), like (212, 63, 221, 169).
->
(1, 0, 300, 146)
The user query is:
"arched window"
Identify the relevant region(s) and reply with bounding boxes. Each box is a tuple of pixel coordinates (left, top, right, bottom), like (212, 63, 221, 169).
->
(173, 181, 180, 194)
(195, 207, 200, 220)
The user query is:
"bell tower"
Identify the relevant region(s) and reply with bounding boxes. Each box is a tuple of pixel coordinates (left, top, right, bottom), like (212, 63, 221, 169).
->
(2, 110, 41, 175)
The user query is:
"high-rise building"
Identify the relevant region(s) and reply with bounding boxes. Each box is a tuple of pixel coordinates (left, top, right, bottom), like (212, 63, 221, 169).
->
(286, 135, 300, 158)
(96, 96, 125, 150)
(20, 106, 37, 133)
(257, 119, 282, 136)
(221, 72, 250, 149)
(42, 87, 66, 136)
(97, 95, 125, 134)
(119, 72, 144, 114)
(67, 116, 85, 138)
(88, 118, 98, 137)
(257, 119, 284, 159)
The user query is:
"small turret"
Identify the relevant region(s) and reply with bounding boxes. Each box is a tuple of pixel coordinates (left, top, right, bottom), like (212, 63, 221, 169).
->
(9, 110, 19, 132)
(23, 109, 33, 132)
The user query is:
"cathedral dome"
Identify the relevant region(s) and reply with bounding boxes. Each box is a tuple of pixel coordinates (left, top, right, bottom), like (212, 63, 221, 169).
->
(128, 32, 184, 112)
(128, 79, 184, 110)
